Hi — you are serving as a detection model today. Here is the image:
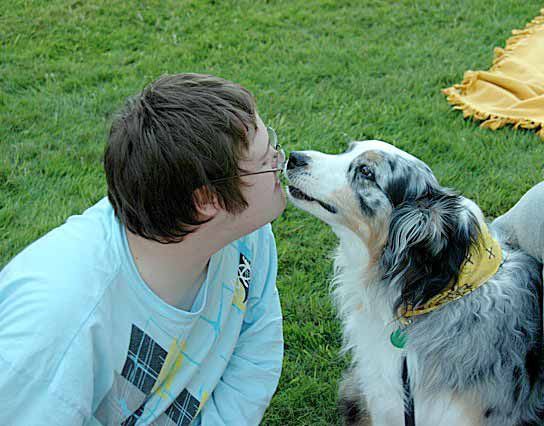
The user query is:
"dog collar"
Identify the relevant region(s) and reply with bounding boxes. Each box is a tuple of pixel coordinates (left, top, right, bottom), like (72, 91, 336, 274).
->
(391, 222, 503, 348)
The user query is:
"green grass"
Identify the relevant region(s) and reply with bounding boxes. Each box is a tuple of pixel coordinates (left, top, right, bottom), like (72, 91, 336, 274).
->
(1, 0, 544, 424)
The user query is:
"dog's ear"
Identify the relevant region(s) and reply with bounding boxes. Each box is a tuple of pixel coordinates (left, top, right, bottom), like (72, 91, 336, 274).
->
(380, 188, 480, 313)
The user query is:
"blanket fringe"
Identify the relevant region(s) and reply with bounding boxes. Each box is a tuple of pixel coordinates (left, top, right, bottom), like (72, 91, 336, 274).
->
(442, 8, 544, 139)
(492, 8, 544, 70)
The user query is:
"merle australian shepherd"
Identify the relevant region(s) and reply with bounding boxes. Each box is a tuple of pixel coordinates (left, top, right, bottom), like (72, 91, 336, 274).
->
(285, 140, 544, 426)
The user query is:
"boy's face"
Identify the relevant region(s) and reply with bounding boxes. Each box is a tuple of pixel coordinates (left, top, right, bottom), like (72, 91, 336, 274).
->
(235, 113, 287, 232)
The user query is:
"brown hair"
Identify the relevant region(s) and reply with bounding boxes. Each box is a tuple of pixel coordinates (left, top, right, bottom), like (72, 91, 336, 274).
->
(104, 73, 257, 243)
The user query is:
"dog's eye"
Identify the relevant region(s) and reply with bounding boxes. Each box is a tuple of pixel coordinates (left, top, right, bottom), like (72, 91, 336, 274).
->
(358, 165, 374, 179)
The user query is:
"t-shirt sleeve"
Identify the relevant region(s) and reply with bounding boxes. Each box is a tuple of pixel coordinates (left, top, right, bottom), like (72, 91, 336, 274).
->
(0, 353, 86, 425)
(0, 266, 95, 424)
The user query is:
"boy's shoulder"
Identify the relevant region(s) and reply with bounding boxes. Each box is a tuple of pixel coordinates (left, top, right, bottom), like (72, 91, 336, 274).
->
(229, 224, 277, 304)
(231, 223, 276, 264)
(0, 198, 122, 371)
(2, 197, 121, 284)
(237, 223, 275, 254)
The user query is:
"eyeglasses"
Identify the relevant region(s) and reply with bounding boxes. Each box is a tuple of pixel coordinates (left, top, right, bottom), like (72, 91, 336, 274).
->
(210, 126, 286, 183)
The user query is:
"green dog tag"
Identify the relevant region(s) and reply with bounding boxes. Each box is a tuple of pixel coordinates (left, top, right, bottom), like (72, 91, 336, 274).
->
(390, 328, 407, 349)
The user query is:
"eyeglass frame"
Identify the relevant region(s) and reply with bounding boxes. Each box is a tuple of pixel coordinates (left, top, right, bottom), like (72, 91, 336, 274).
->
(210, 126, 285, 184)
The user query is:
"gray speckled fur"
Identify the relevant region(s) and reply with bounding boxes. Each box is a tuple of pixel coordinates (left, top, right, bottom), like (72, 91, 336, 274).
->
(404, 233, 544, 425)
(347, 162, 544, 425)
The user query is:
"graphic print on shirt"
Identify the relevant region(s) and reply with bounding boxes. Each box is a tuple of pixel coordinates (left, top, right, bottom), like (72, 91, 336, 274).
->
(232, 253, 251, 312)
(94, 325, 201, 426)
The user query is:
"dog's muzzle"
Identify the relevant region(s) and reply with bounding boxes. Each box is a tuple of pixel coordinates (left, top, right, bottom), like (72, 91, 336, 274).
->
(285, 152, 338, 214)
(287, 151, 311, 170)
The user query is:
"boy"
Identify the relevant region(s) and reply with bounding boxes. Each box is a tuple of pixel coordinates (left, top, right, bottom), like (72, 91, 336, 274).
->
(0, 73, 286, 425)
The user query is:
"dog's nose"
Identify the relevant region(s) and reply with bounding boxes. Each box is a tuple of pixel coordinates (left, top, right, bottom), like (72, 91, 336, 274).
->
(287, 152, 310, 170)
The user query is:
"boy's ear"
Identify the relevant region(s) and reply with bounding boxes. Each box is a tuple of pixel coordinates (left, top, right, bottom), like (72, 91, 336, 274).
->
(193, 186, 220, 219)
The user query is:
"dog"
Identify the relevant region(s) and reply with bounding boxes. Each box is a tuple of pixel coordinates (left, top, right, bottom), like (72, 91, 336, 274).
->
(285, 140, 544, 426)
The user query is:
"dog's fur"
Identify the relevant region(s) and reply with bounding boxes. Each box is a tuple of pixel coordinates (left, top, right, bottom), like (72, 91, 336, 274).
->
(285, 141, 544, 426)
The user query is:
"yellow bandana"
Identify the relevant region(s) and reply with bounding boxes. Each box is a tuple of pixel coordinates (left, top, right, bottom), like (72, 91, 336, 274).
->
(398, 223, 503, 326)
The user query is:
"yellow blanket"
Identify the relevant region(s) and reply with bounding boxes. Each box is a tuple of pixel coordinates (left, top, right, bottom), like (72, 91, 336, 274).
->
(443, 9, 544, 140)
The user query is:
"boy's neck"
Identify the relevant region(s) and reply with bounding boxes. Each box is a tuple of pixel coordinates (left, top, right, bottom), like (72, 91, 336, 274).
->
(125, 210, 260, 310)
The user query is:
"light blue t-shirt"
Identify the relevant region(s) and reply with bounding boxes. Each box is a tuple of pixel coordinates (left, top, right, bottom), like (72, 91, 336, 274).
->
(0, 198, 283, 425)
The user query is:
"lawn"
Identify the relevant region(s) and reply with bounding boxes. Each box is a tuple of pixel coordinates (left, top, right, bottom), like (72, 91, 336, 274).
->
(1, 0, 543, 424)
